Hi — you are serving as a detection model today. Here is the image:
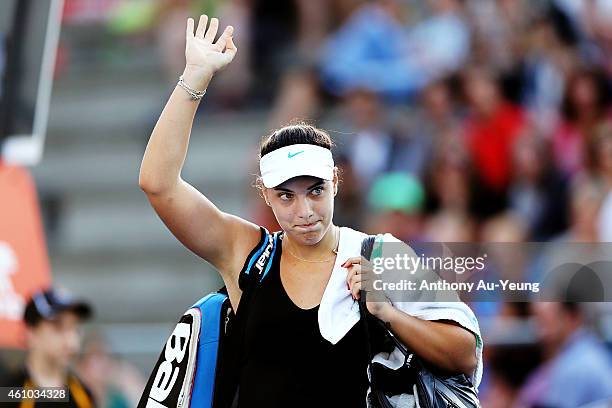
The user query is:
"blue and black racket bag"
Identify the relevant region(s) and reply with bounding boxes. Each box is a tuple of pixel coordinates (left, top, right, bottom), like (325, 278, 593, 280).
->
(138, 228, 279, 408)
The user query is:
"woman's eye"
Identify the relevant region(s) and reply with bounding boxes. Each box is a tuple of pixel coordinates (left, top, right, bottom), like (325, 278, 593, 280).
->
(311, 187, 323, 196)
(279, 193, 293, 201)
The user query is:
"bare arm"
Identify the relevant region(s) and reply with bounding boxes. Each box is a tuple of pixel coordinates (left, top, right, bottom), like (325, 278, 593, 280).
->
(382, 308, 478, 376)
(139, 16, 260, 293)
(345, 257, 477, 376)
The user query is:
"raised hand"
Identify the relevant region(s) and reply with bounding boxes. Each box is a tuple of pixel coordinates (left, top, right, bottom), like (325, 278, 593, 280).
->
(183, 15, 237, 87)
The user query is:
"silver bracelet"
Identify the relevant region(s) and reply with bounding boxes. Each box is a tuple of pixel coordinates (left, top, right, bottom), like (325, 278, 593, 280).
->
(177, 75, 207, 100)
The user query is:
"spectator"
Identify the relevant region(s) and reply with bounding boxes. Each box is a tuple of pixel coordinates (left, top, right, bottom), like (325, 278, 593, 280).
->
(332, 155, 365, 231)
(516, 302, 612, 408)
(508, 131, 569, 240)
(561, 179, 606, 242)
(76, 332, 146, 408)
(396, 78, 462, 179)
(424, 134, 474, 218)
(521, 14, 574, 135)
(424, 211, 475, 242)
(420, 77, 461, 134)
(319, 1, 413, 100)
(589, 121, 612, 185)
(320, 0, 469, 100)
(250, 0, 329, 102)
(0, 288, 95, 408)
(267, 68, 320, 129)
(591, 123, 612, 240)
(552, 68, 611, 177)
(582, 0, 612, 75)
(466, 0, 533, 72)
(462, 66, 527, 217)
(477, 213, 529, 312)
(405, 0, 470, 82)
(337, 88, 396, 188)
(365, 172, 425, 242)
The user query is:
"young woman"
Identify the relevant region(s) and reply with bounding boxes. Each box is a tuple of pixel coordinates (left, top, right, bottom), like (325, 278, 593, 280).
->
(139, 15, 480, 408)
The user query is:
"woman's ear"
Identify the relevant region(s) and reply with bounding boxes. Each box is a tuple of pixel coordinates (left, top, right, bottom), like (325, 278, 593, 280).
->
(262, 188, 272, 207)
(256, 177, 272, 206)
(333, 167, 339, 196)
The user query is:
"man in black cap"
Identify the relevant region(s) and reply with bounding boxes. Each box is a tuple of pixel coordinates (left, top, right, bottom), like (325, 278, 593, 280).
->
(0, 288, 96, 407)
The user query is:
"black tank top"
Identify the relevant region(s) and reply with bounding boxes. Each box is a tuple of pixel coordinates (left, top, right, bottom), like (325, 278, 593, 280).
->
(238, 235, 369, 408)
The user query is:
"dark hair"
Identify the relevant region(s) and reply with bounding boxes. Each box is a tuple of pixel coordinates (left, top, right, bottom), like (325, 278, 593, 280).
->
(260, 122, 333, 158)
(560, 302, 583, 318)
(561, 68, 610, 122)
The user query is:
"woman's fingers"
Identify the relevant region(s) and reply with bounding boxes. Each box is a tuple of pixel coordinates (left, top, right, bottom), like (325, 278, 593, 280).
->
(204, 17, 219, 43)
(342, 256, 362, 268)
(186, 18, 195, 38)
(185, 15, 236, 74)
(345, 262, 372, 285)
(350, 272, 369, 289)
(345, 263, 361, 287)
(350, 279, 371, 300)
(195, 14, 208, 38)
(346, 264, 371, 300)
(214, 25, 233, 52)
(351, 281, 361, 299)
(224, 36, 237, 60)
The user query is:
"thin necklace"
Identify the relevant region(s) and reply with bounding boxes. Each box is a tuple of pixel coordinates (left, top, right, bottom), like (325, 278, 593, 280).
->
(283, 226, 340, 263)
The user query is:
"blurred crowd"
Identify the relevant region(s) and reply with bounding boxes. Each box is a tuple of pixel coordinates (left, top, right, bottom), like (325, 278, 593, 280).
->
(43, 0, 612, 406)
(238, 0, 612, 250)
(59, 0, 612, 245)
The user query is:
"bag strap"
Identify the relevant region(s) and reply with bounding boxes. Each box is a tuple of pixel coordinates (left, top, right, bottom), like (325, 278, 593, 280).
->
(359, 234, 415, 355)
(238, 227, 278, 291)
(232, 227, 279, 330)
(239, 229, 279, 315)
(358, 236, 380, 388)
(359, 235, 418, 407)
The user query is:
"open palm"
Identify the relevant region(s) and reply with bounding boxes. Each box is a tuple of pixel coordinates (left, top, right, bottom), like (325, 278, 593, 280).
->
(185, 15, 237, 77)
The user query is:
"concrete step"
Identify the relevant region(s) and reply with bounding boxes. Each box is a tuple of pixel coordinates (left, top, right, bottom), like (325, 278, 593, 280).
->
(33, 120, 263, 194)
(52, 186, 256, 255)
(52, 251, 224, 324)
(47, 74, 270, 146)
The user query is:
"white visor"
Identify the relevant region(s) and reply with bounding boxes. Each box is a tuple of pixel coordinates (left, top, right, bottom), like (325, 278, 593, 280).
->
(260, 144, 334, 188)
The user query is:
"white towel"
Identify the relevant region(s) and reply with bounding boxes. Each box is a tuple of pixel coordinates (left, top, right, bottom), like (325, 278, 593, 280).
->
(318, 227, 484, 392)
(318, 226, 368, 345)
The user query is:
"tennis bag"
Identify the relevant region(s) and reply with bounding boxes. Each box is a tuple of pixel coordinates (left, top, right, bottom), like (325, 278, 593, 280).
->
(359, 235, 481, 408)
(138, 228, 279, 408)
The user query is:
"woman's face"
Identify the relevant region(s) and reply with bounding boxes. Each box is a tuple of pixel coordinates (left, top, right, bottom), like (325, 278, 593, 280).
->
(423, 81, 452, 119)
(27, 311, 82, 369)
(570, 75, 597, 110)
(464, 74, 499, 115)
(596, 135, 612, 175)
(264, 173, 338, 246)
(512, 136, 544, 182)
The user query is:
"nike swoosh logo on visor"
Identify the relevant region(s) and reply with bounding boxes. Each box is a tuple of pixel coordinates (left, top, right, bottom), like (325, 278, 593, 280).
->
(287, 150, 305, 158)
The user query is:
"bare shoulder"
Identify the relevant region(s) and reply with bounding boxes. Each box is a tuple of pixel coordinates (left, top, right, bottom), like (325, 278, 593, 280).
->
(217, 214, 262, 273)
(215, 214, 266, 310)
